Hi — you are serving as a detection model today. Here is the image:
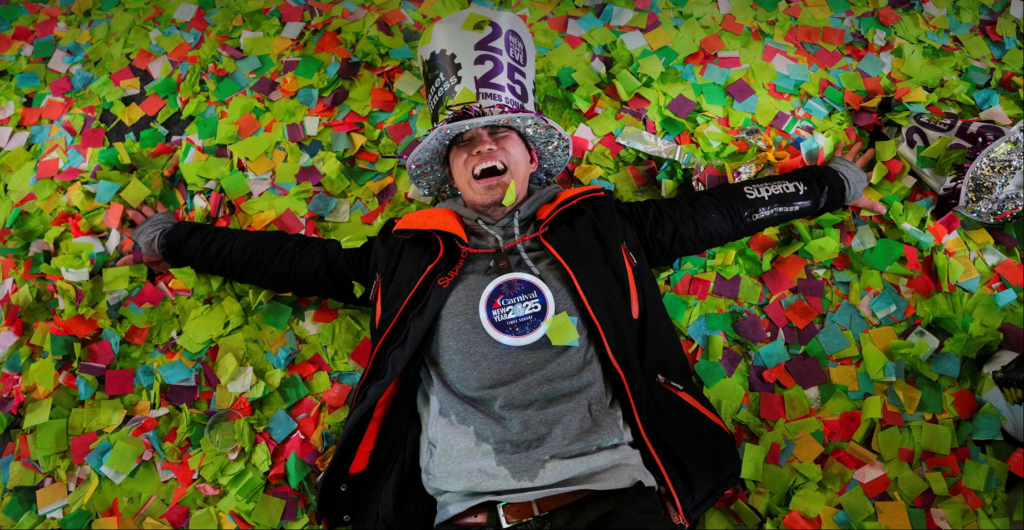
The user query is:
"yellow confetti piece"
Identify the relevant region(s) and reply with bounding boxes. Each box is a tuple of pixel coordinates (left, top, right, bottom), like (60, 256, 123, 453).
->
(501, 179, 517, 207)
(92, 517, 120, 530)
(366, 175, 395, 194)
(544, 312, 580, 346)
(965, 228, 994, 246)
(953, 255, 979, 282)
(349, 132, 367, 152)
(846, 441, 877, 464)
(943, 236, 967, 253)
(893, 379, 922, 415)
(251, 210, 278, 230)
(121, 102, 146, 127)
(902, 86, 928, 102)
(271, 147, 288, 165)
(875, 501, 912, 529)
(830, 365, 860, 390)
(867, 327, 898, 353)
(714, 250, 736, 266)
(821, 506, 843, 530)
(114, 142, 131, 164)
(246, 154, 277, 175)
(142, 517, 173, 529)
(130, 401, 151, 416)
(790, 430, 825, 463)
(121, 77, 141, 92)
(574, 164, 602, 184)
(273, 37, 292, 54)
(643, 26, 672, 50)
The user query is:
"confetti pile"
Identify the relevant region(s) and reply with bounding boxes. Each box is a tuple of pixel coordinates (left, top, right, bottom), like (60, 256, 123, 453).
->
(0, 0, 1022, 528)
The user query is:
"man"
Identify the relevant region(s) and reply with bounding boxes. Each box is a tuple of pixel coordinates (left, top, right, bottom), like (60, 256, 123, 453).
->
(126, 106, 881, 529)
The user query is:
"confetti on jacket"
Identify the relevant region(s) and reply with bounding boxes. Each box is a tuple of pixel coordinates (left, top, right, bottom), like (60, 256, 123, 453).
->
(0, 0, 1021, 528)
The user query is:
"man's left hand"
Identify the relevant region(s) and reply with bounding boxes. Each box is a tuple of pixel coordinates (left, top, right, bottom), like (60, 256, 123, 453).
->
(834, 140, 887, 215)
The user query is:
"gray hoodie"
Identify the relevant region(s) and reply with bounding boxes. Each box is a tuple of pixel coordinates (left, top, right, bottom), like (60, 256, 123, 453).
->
(417, 184, 657, 526)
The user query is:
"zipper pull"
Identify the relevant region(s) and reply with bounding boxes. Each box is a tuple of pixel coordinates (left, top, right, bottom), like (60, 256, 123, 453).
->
(622, 242, 637, 266)
(369, 274, 380, 301)
(656, 374, 665, 383)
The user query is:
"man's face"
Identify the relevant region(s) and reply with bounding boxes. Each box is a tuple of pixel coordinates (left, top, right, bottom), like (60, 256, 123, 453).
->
(446, 126, 538, 219)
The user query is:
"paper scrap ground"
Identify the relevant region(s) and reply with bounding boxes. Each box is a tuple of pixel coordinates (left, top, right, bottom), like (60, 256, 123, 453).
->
(0, 0, 1022, 529)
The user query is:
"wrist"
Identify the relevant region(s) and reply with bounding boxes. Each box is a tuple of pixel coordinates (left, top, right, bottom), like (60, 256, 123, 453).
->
(827, 157, 869, 204)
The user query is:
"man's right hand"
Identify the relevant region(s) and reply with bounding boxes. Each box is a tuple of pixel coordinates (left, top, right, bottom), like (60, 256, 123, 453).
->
(832, 140, 887, 215)
(115, 203, 174, 272)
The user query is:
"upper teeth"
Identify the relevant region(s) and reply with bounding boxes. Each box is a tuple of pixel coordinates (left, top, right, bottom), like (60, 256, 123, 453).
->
(473, 160, 506, 177)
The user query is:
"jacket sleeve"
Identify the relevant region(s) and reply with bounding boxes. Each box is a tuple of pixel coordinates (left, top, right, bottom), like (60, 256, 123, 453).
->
(160, 222, 375, 306)
(617, 164, 848, 268)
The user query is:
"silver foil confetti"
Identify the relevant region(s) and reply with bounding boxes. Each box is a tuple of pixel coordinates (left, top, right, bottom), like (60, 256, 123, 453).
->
(615, 126, 694, 166)
(733, 159, 762, 183)
(738, 126, 772, 151)
(958, 121, 1023, 225)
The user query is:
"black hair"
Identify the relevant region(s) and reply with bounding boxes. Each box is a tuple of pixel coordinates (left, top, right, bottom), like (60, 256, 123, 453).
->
(443, 126, 535, 182)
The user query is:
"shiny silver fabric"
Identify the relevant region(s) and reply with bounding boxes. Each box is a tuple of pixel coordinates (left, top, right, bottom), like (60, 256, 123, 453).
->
(406, 112, 572, 199)
(958, 121, 1023, 224)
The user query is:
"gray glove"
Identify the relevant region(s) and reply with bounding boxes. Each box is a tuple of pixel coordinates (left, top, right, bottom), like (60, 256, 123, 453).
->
(132, 211, 177, 260)
(828, 156, 870, 204)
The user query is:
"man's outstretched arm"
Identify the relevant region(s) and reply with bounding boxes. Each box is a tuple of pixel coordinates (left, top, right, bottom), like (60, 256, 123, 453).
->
(619, 142, 882, 268)
(129, 212, 374, 306)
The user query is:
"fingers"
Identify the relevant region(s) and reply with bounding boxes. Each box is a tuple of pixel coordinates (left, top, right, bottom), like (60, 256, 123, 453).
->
(155, 202, 169, 213)
(126, 209, 147, 225)
(856, 148, 876, 170)
(837, 140, 846, 155)
(851, 197, 887, 215)
(114, 253, 169, 273)
(844, 141, 864, 162)
(139, 204, 156, 218)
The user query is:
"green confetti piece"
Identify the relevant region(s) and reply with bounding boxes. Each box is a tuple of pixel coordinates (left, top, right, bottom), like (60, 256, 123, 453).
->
(741, 443, 768, 481)
(501, 179, 517, 207)
(544, 311, 580, 346)
(119, 178, 151, 209)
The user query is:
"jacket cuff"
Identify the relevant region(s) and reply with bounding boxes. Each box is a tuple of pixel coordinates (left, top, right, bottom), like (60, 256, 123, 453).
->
(827, 157, 869, 204)
(160, 221, 202, 268)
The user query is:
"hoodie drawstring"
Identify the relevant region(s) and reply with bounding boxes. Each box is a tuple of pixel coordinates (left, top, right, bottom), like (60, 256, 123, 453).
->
(511, 210, 541, 276)
(475, 211, 541, 276)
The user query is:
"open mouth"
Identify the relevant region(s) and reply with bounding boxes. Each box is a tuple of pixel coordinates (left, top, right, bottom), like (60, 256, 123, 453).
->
(473, 160, 508, 181)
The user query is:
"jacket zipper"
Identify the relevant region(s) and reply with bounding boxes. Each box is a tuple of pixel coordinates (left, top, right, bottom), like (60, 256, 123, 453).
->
(540, 233, 689, 528)
(350, 233, 445, 410)
(656, 374, 730, 433)
(370, 273, 382, 328)
(621, 243, 639, 319)
(355, 271, 440, 410)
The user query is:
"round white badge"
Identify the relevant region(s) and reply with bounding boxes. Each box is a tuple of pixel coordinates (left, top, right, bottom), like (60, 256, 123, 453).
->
(478, 272, 555, 346)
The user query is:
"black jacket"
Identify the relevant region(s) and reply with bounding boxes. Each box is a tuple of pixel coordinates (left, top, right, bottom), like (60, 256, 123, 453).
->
(162, 165, 849, 529)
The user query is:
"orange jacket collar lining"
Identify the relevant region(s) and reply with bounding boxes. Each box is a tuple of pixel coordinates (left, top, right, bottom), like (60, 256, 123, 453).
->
(392, 186, 603, 240)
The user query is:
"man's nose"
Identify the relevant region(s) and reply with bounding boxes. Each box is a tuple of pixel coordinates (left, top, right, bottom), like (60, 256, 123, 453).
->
(471, 134, 498, 154)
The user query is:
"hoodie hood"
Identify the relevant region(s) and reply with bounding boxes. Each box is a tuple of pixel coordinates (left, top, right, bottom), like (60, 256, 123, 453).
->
(436, 184, 564, 274)
(436, 183, 564, 228)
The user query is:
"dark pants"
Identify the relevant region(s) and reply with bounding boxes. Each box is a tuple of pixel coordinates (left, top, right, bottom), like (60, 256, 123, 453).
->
(434, 483, 679, 530)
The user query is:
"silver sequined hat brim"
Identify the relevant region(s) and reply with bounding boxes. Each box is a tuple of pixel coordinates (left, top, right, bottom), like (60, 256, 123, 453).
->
(406, 114, 572, 199)
(958, 121, 1023, 225)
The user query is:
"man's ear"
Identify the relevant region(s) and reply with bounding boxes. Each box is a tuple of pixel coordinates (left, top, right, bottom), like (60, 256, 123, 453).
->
(445, 166, 454, 184)
(528, 148, 539, 173)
